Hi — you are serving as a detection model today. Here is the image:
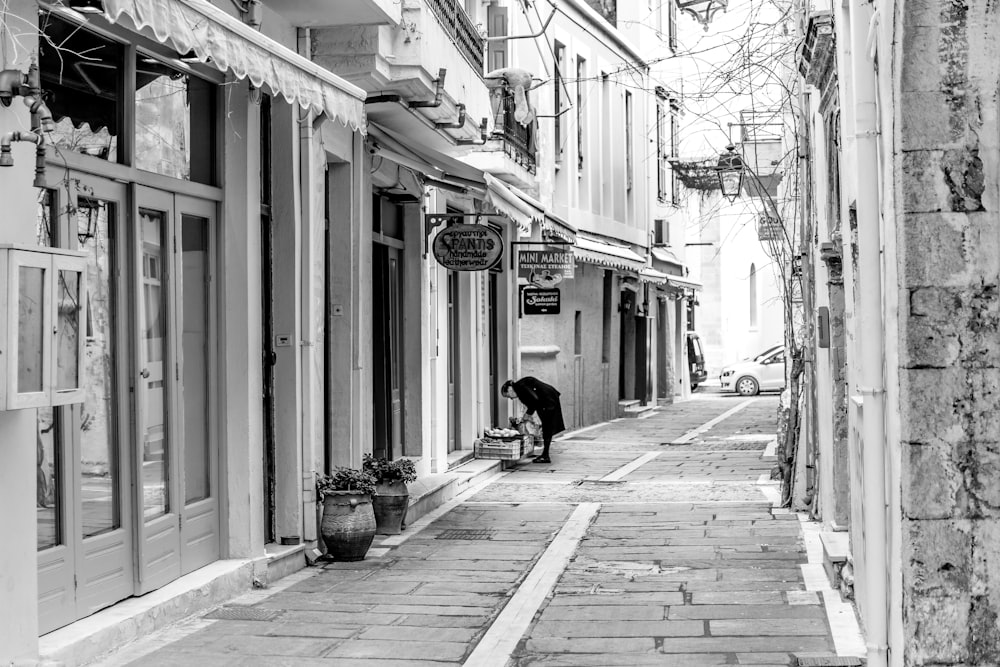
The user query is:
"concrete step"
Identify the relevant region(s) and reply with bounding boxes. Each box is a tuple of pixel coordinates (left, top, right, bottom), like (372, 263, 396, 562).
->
(402, 457, 503, 527)
(819, 530, 851, 592)
(621, 403, 657, 418)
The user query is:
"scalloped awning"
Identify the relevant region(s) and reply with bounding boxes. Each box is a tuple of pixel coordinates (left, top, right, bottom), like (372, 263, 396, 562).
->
(102, 0, 366, 133)
(574, 235, 645, 272)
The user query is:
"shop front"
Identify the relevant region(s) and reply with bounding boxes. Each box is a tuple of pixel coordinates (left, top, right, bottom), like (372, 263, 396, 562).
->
(0, 1, 365, 661)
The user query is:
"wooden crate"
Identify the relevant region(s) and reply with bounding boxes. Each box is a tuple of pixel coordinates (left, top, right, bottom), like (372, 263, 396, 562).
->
(474, 436, 531, 460)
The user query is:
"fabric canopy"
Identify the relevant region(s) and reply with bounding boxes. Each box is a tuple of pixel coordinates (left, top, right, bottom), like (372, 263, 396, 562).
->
(541, 213, 577, 243)
(574, 235, 646, 271)
(484, 174, 540, 236)
(368, 123, 536, 236)
(102, 0, 367, 133)
(651, 246, 684, 268)
(666, 276, 703, 291)
(639, 267, 669, 285)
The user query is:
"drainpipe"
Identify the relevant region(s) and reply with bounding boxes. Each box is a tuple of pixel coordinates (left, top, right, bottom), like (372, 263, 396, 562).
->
(298, 27, 318, 544)
(0, 130, 46, 188)
(848, 0, 888, 665)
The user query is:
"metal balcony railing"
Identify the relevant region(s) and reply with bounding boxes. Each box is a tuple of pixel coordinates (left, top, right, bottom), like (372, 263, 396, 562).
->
(493, 91, 536, 174)
(424, 0, 485, 75)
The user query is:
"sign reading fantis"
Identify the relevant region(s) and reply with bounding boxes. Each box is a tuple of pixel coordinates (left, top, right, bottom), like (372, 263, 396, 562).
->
(432, 223, 504, 271)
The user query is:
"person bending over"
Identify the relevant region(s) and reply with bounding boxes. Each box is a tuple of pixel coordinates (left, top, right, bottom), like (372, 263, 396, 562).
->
(502, 376, 565, 464)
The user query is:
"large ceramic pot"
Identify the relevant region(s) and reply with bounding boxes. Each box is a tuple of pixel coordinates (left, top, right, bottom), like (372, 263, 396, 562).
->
(321, 491, 376, 561)
(372, 480, 410, 535)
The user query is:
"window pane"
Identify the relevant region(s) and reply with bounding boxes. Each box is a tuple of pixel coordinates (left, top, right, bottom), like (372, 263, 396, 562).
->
(135, 55, 216, 184)
(182, 215, 211, 503)
(40, 13, 123, 163)
(18, 265, 46, 393)
(37, 408, 62, 550)
(79, 199, 120, 538)
(140, 208, 169, 519)
(55, 269, 81, 390)
(37, 190, 55, 247)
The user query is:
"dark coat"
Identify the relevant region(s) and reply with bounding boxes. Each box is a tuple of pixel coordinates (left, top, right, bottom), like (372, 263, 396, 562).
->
(511, 376, 566, 438)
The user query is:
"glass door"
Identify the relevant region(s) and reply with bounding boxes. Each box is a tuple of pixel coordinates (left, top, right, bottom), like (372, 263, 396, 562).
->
(37, 176, 135, 632)
(132, 187, 220, 591)
(133, 186, 181, 593)
(175, 196, 219, 574)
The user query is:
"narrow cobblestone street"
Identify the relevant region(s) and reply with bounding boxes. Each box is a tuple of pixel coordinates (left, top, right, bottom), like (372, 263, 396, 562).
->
(100, 396, 863, 666)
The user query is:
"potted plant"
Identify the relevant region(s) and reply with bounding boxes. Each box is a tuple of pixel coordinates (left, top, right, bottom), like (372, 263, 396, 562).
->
(316, 467, 378, 561)
(363, 454, 417, 535)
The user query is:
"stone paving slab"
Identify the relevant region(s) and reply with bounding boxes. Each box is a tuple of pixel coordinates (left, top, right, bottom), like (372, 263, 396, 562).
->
(105, 396, 855, 667)
(530, 619, 706, 637)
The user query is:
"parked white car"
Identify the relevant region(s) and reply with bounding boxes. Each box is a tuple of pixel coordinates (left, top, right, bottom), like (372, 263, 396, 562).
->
(719, 345, 786, 396)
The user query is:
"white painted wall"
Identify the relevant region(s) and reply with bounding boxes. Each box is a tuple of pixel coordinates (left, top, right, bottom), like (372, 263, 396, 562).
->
(0, 3, 48, 659)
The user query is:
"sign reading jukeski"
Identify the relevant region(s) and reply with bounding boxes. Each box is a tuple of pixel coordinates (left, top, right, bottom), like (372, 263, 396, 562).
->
(431, 220, 504, 271)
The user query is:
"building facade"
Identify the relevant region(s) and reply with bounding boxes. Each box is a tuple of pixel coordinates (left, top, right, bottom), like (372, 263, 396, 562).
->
(796, 0, 1000, 663)
(511, 0, 697, 427)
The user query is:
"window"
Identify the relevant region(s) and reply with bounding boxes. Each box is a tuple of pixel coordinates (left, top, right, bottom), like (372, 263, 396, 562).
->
(656, 96, 668, 201)
(40, 13, 125, 163)
(668, 0, 678, 51)
(134, 53, 217, 183)
(487, 5, 508, 71)
(40, 12, 218, 184)
(749, 263, 758, 329)
(601, 271, 613, 363)
(574, 311, 582, 355)
(554, 42, 565, 162)
(670, 100, 681, 204)
(625, 91, 633, 191)
(576, 56, 586, 172)
(654, 219, 669, 246)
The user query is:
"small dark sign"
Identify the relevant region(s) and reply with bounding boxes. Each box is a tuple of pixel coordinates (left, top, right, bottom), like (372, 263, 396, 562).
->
(432, 223, 504, 271)
(522, 288, 561, 315)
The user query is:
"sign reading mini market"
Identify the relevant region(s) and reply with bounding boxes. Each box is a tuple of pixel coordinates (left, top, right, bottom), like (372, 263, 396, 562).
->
(518, 246, 575, 288)
(522, 288, 561, 315)
(432, 223, 504, 271)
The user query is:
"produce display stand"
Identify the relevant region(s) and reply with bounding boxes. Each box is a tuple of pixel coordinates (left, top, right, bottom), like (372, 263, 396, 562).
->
(474, 434, 533, 460)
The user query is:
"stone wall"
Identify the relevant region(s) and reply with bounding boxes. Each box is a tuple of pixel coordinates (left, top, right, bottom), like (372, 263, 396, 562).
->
(898, 0, 1000, 662)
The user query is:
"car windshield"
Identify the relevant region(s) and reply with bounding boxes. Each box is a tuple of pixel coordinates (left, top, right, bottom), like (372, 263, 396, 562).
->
(754, 346, 782, 362)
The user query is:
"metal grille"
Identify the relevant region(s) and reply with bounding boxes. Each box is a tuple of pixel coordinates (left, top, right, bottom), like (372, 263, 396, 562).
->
(423, 0, 485, 74)
(204, 606, 282, 622)
(436, 529, 496, 540)
(494, 91, 536, 174)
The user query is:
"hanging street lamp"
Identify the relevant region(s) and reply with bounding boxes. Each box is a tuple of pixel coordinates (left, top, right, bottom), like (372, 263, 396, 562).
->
(717, 144, 744, 202)
(676, 0, 728, 31)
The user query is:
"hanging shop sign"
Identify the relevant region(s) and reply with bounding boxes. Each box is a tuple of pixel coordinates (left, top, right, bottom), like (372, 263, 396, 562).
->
(431, 223, 504, 271)
(522, 288, 561, 315)
(518, 246, 575, 288)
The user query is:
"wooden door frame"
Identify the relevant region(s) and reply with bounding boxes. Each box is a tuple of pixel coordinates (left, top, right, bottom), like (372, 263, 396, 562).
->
(36, 174, 137, 631)
(174, 195, 221, 574)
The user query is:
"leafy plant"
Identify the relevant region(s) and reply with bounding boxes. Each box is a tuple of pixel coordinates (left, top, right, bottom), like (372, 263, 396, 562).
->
(316, 467, 377, 499)
(363, 454, 418, 484)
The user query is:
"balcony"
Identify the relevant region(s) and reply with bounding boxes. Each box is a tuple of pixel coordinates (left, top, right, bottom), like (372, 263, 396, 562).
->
(493, 90, 535, 174)
(424, 0, 484, 74)
(310, 0, 489, 148)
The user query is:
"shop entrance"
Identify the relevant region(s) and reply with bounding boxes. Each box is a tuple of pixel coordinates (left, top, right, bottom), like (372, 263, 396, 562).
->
(36, 177, 220, 633)
(372, 196, 405, 460)
(372, 243, 404, 460)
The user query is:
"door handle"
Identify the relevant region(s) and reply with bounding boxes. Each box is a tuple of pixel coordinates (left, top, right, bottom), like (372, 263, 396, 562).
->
(140, 368, 150, 379)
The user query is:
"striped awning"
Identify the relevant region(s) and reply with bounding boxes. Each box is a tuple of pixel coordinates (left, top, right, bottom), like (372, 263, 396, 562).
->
(103, 0, 367, 133)
(573, 235, 645, 271)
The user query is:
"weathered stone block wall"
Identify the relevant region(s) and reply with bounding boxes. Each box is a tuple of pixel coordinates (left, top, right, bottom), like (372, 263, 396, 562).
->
(898, 0, 1000, 662)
